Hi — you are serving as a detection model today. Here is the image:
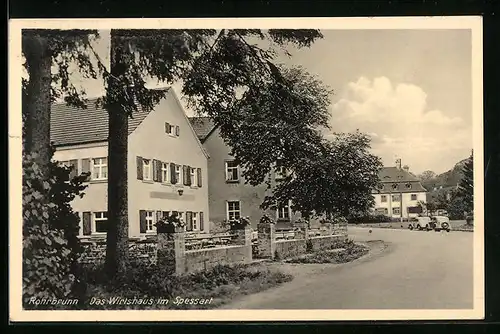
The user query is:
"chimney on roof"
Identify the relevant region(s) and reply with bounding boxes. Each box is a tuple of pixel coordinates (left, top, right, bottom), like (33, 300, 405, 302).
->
(403, 165, 409, 172)
(395, 158, 402, 169)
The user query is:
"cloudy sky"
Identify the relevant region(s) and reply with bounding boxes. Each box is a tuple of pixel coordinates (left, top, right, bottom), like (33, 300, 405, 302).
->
(73, 29, 472, 175)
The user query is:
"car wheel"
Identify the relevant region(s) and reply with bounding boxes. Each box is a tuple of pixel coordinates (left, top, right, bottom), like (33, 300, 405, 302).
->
(416, 224, 421, 230)
(408, 225, 414, 230)
(446, 229, 450, 232)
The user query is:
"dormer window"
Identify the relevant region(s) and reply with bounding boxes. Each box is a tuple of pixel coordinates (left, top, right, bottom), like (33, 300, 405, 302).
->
(392, 183, 398, 190)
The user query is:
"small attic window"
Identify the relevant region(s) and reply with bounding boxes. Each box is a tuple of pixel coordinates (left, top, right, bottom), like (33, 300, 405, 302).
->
(384, 176, 390, 179)
(392, 183, 398, 190)
(165, 122, 180, 137)
(405, 183, 412, 189)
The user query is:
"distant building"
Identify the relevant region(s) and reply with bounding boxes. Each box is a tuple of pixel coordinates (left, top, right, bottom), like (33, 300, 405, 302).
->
(51, 88, 210, 238)
(372, 163, 427, 219)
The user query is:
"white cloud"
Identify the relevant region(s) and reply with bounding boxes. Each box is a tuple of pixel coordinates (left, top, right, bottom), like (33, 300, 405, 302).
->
(329, 76, 471, 174)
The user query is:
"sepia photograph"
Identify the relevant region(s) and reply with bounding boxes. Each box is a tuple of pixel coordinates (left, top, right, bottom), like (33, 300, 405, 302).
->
(8, 17, 483, 322)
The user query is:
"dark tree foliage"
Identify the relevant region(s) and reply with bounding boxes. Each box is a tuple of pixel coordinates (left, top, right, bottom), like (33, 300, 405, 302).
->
(457, 151, 474, 214)
(262, 132, 383, 219)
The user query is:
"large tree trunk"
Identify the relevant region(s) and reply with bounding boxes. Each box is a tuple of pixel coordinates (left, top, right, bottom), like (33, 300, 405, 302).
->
(105, 30, 130, 278)
(23, 33, 52, 180)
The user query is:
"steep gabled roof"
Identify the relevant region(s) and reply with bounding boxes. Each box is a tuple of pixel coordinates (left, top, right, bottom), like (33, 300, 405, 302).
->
(379, 166, 419, 182)
(188, 117, 217, 143)
(373, 167, 427, 193)
(50, 88, 169, 147)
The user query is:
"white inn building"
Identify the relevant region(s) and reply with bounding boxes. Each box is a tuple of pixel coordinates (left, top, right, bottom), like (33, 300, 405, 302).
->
(372, 164, 427, 219)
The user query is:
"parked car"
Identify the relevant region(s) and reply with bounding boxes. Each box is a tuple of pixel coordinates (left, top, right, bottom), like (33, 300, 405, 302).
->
(408, 216, 431, 231)
(408, 216, 451, 232)
(431, 216, 451, 232)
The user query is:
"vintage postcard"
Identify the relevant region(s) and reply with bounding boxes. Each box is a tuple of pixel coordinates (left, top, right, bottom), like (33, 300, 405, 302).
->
(9, 17, 484, 322)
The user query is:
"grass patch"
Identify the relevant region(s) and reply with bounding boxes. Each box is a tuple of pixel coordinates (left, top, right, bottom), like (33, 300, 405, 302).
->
(285, 239, 369, 264)
(455, 223, 474, 232)
(28, 262, 293, 310)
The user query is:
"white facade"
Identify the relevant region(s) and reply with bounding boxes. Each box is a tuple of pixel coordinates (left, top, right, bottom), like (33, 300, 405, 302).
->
(373, 192, 427, 218)
(52, 89, 210, 237)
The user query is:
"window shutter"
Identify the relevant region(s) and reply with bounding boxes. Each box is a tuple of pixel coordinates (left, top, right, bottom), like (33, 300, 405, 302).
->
(187, 166, 192, 186)
(69, 159, 78, 179)
(186, 211, 193, 231)
(197, 168, 202, 187)
(152, 160, 159, 182)
(82, 212, 92, 235)
(156, 210, 162, 222)
(157, 160, 163, 182)
(139, 210, 147, 233)
(199, 212, 204, 231)
(170, 163, 176, 184)
(137, 156, 144, 180)
(81, 158, 91, 181)
(183, 165, 189, 186)
(175, 125, 180, 136)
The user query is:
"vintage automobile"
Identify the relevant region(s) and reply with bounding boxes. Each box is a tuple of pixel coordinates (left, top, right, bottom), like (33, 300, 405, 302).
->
(408, 216, 431, 231)
(431, 216, 451, 232)
(408, 216, 451, 232)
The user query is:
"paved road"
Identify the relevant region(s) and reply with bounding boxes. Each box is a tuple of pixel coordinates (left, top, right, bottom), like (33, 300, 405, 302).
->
(221, 227, 474, 309)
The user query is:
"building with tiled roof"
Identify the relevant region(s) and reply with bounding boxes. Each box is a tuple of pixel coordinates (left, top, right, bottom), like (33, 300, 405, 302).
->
(372, 162, 428, 219)
(51, 88, 210, 238)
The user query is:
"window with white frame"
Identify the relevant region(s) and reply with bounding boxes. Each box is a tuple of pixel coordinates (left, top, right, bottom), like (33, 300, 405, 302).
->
(225, 160, 239, 182)
(161, 162, 170, 183)
(277, 201, 291, 220)
(392, 207, 401, 215)
(145, 210, 155, 232)
(175, 164, 182, 184)
(411, 194, 417, 201)
(165, 122, 175, 136)
(192, 212, 198, 230)
(392, 194, 400, 202)
(190, 167, 197, 186)
(381, 195, 387, 202)
(93, 211, 108, 233)
(92, 157, 108, 180)
(227, 201, 241, 221)
(143, 159, 152, 180)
